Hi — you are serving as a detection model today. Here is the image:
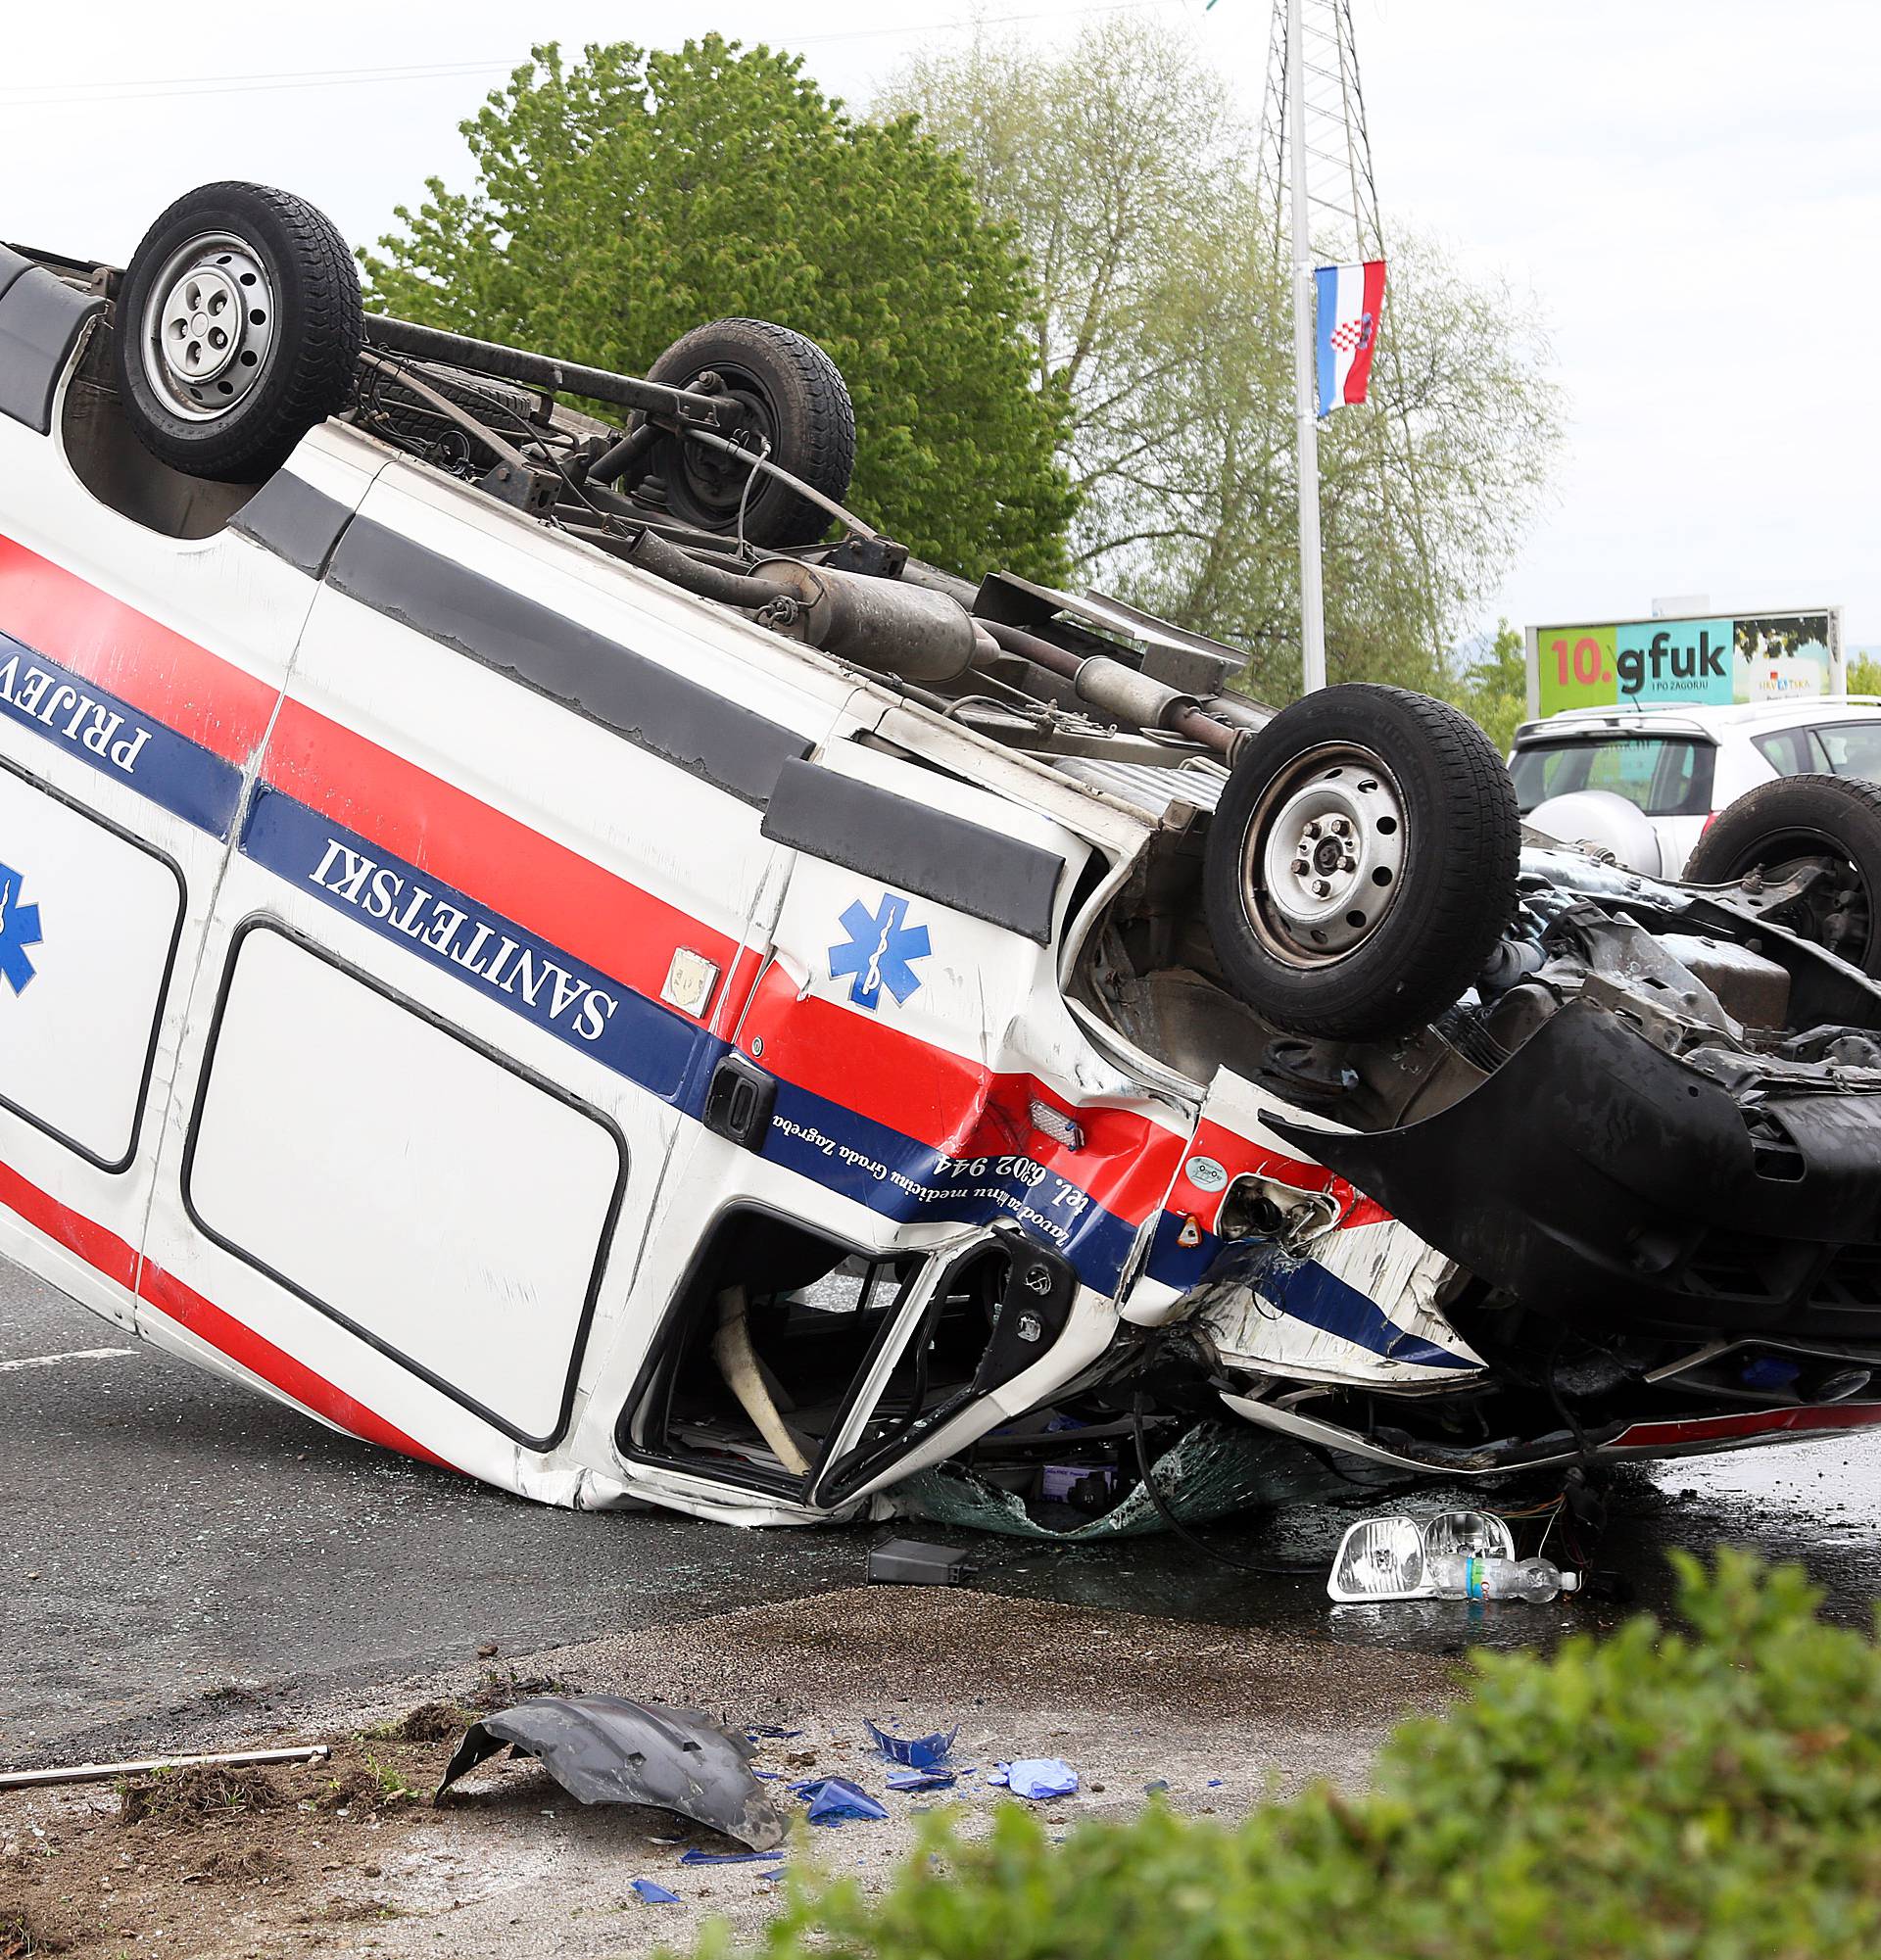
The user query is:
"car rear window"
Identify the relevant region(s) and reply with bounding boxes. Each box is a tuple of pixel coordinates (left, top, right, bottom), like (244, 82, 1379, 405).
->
(1758, 720, 1881, 782)
(1509, 735, 1714, 817)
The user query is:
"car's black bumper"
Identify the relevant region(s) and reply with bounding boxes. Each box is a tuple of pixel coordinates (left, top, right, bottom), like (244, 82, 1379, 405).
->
(1276, 998, 1881, 1341)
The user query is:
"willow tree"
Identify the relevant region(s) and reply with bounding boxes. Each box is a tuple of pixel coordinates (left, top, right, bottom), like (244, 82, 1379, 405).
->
(882, 20, 1562, 703)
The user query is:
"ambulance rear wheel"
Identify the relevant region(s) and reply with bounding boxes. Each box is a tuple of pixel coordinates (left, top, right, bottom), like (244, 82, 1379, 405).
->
(115, 180, 362, 482)
(1203, 685, 1520, 1039)
(637, 317, 855, 547)
(1683, 773, 1881, 976)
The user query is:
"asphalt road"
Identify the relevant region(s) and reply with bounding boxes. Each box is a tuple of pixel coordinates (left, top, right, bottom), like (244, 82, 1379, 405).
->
(6, 1257, 1880, 1770)
(0, 1266, 876, 1763)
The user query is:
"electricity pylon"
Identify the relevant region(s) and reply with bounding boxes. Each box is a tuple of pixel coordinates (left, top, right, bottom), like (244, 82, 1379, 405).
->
(1255, 1, 1439, 693)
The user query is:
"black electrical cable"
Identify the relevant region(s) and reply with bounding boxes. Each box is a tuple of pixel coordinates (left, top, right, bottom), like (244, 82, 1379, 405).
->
(1545, 1328, 1599, 1464)
(1129, 1396, 1322, 1578)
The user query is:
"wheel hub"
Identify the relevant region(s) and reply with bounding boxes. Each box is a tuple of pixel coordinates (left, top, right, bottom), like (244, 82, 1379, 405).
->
(142, 233, 275, 420)
(673, 371, 774, 514)
(1249, 746, 1408, 962)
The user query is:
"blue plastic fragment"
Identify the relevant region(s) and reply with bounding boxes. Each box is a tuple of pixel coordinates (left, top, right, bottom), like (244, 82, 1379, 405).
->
(752, 1770, 785, 1781)
(678, 1849, 774, 1866)
(1208, 1779, 1224, 1788)
(865, 1719, 957, 1769)
(747, 1724, 806, 1740)
(988, 1763, 1009, 1788)
(796, 1776, 890, 1825)
(1005, 1758, 1079, 1800)
(1741, 1355, 1802, 1391)
(1145, 1780, 1170, 1793)
(886, 1768, 957, 1792)
(631, 1880, 681, 1904)
(760, 1869, 788, 1884)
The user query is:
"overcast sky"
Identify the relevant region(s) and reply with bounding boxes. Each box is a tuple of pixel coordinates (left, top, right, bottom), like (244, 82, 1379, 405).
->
(5, 1, 1875, 645)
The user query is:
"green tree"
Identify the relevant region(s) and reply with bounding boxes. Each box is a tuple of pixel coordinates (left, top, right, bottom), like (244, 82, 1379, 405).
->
(1447, 619, 1529, 754)
(362, 36, 1074, 579)
(881, 21, 1562, 703)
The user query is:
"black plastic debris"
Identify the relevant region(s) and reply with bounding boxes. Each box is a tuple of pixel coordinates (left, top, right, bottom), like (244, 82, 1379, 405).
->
(867, 1538, 976, 1586)
(436, 1696, 790, 1850)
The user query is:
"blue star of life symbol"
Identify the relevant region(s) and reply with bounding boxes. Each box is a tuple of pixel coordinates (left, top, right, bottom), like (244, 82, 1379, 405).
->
(0, 861, 42, 994)
(829, 891, 931, 1012)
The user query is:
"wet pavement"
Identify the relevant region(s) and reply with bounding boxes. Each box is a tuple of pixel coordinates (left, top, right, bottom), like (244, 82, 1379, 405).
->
(5, 1258, 1879, 1767)
(958, 1441, 1881, 1654)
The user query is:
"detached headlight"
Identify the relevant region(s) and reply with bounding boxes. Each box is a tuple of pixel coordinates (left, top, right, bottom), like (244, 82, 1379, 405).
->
(1326, 1509, 1516, 1601)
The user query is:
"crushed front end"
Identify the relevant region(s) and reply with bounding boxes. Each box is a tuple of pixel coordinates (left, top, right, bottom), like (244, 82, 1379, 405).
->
(1064, 830, 1881, 1488)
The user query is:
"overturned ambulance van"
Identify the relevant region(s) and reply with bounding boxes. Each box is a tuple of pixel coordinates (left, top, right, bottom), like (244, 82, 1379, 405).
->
(4, 180, 1881, 1526)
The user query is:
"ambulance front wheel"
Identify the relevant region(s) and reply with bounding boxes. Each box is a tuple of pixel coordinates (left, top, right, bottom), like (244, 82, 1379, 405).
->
(1683, 773, 1881, 977)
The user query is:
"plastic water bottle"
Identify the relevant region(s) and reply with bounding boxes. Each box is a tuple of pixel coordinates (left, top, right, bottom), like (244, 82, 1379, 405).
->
(1428, 1553, 1580, 1602)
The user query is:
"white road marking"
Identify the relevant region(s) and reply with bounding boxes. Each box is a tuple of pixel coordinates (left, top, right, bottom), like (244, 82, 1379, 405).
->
(0, 1345, 138, 1373)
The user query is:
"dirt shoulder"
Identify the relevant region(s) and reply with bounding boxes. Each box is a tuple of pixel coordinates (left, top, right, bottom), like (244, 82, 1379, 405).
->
(2, 1585, 1459, 1960)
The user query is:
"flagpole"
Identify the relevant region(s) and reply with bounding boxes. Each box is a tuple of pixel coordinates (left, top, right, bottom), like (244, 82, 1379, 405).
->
(1287, 0, 1327, 693)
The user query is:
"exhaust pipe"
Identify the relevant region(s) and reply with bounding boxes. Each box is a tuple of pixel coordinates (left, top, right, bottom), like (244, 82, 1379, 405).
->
(749, 558, 986, 684)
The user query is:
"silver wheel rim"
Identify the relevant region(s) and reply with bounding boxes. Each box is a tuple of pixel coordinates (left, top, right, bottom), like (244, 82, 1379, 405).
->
(1243, 742, 1408, 965)
(140, 231, 275, 420)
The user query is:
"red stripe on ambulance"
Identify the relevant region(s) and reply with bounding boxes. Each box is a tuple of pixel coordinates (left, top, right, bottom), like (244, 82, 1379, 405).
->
(0, 1156, 446, 1467)
(737, 963, 1185, 1227)
(264, 696, 744, 1010)
(0, 535, 276, 763)
(2, 531, 1199, 1237)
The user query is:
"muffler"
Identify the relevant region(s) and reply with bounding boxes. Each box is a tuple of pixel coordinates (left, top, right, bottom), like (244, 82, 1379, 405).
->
(750, 558, 987, 684)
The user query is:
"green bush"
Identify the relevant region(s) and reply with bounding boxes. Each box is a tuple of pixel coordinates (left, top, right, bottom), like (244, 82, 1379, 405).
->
(691, 1554, 1881, 1958)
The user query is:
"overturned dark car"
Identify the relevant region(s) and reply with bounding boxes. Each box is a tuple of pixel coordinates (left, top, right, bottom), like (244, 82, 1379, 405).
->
(0, 176, 1876, 1529)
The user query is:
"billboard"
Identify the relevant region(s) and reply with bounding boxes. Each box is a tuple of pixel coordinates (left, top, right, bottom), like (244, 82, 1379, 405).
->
(1525, 608, 1843, 719)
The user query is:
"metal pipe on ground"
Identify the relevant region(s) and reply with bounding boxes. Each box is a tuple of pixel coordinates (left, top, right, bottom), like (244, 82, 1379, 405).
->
(0, 1746, 332, 1793)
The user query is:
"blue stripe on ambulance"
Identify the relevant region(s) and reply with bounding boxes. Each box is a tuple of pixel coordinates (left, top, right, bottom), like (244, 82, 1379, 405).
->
(0, 655, 1144, 1293)
(1144, 1211, 1473, 1369)
(242, 786, 720, 1104)
(0, 629, 243, 837)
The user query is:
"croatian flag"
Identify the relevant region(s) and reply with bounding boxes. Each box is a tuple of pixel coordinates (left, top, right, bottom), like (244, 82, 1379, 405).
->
(1315, 260, 1386, 417)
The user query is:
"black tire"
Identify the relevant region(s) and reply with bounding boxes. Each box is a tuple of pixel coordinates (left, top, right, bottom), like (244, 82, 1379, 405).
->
(1683, 773, 1881, 977)
(1202, 684, 1519, 1040)
(637, 317, 854, 547)
(113, 181, 362, 483)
